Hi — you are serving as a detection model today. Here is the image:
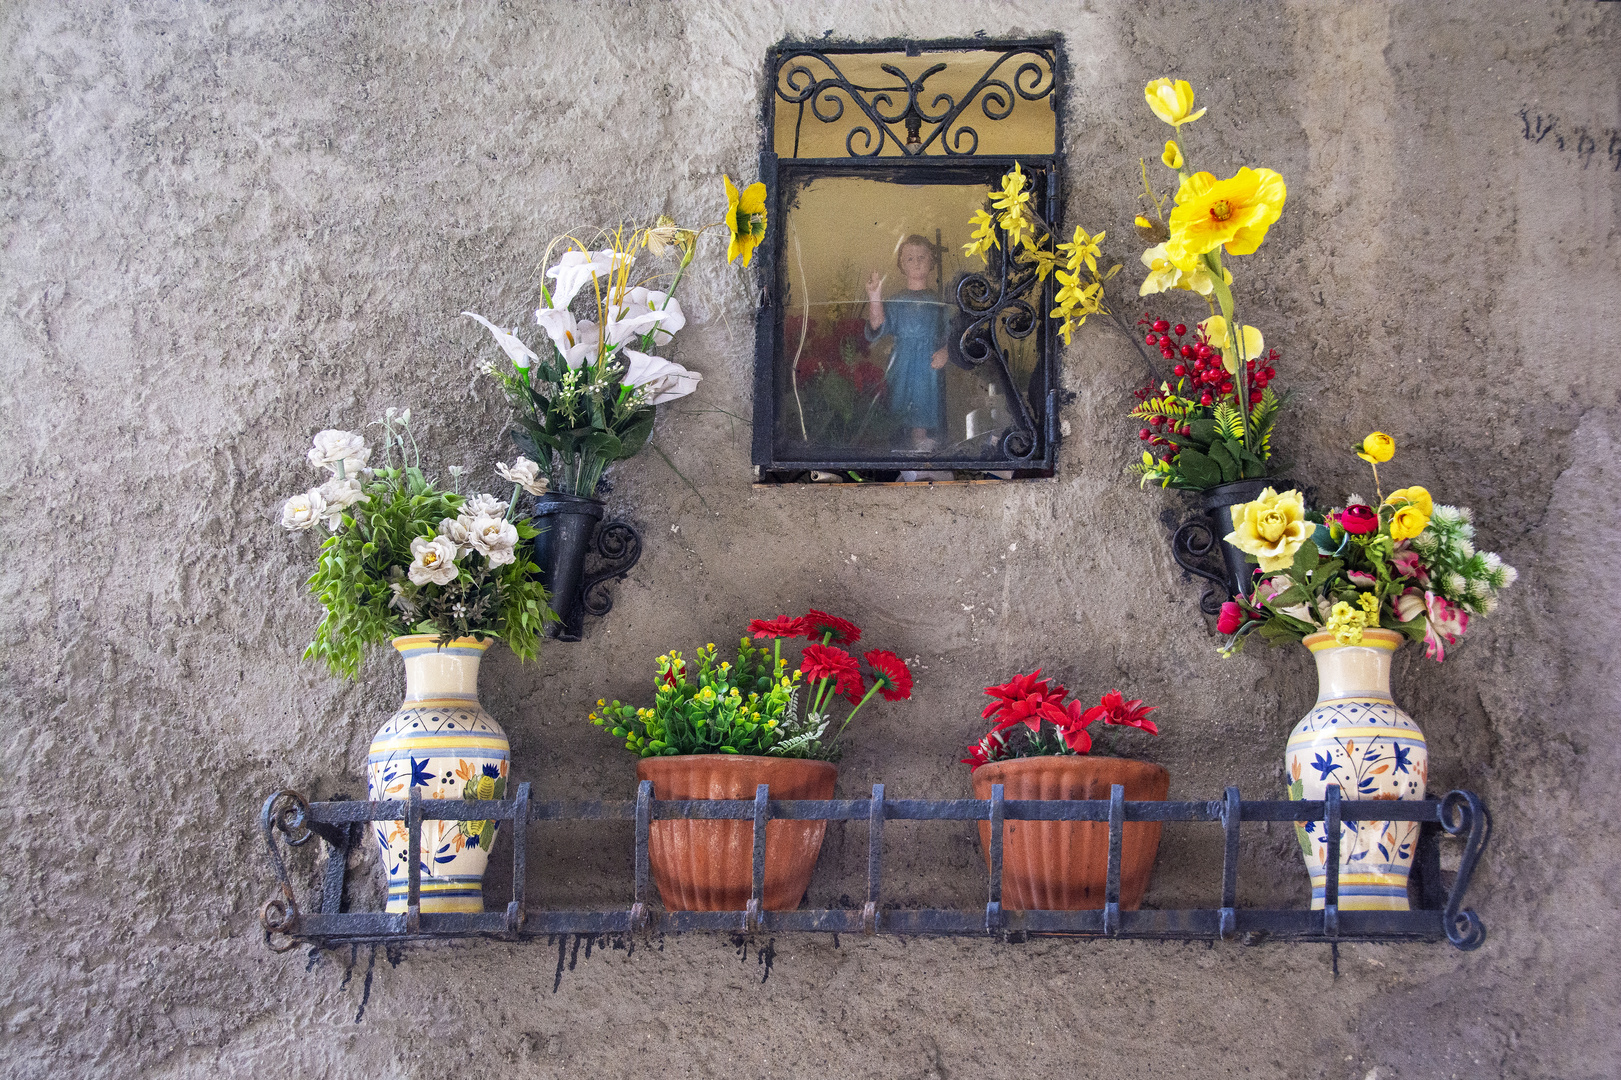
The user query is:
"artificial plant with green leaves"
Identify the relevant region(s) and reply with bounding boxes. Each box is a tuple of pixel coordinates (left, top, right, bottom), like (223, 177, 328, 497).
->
(278, 409, 555, 678)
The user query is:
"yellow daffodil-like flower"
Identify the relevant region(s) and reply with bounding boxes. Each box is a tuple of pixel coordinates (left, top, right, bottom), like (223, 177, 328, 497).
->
(1326, 601, 1368, 646)
(1225, 486, 1311, 572)
(1358, 591, 1382, 628)
(1390, 505, 1430, 541)
(1139, 243, 1227, 297)
(1384, 485, 1433, 516)
(1144, 78, 1207, 129)
(963, 208, 998, 259)
(1134, 215, 1153, 229)
(1161, 140, 1184, 170)
(1166, 167, 1287, 269)
(1357, 432, 1396, 464)
(724, 175, 768, 266)
(1199, 315, 1265, 372)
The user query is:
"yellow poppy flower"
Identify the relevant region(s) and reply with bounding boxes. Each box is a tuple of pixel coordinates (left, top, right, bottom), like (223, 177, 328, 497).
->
(724, 175, 767, 266)
(1199, 316, 1265, 371)
(1144, 78, 1207, 129)
(1161, 140, 1184, 170)
(1384, 485, 1433, 516)
(1166, 167, 1288, 268)
(1357, 432, 1395, 464)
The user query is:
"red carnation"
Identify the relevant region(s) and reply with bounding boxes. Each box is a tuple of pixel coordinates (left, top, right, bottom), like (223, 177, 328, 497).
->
(802, 609, 862, 646)
(1080, 690, 1160, 736)
(801, 643, 860, 688)
(750, 615, 808, 640)
(1339, 503, 1380, 535)
(863, 650, 913, 702)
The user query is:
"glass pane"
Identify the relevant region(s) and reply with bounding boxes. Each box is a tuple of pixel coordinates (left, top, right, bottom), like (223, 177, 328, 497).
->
(774, 174, 1045, 464)
(773, 47, 1057, 159)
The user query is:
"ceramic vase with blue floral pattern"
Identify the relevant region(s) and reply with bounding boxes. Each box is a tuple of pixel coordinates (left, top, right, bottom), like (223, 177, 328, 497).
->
(368, 635, 510, 914)
(1286, 628, 1427, 911)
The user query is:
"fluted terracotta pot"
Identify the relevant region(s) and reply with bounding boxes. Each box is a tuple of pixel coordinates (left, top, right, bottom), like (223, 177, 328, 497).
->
(636, 755, 837, 911)
(972, 756, 1170, 910)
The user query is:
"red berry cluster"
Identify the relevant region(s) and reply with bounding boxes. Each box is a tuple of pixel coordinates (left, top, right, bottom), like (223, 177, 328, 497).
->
(1139, 313, 1277, 409)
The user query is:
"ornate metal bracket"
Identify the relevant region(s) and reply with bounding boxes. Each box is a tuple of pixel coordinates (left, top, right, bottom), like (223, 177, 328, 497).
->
(1171, 516, 1230, 615)
(580, 521, 643, 619)
(956, 235, 1045, 460)
(774, 45, 1056, 158)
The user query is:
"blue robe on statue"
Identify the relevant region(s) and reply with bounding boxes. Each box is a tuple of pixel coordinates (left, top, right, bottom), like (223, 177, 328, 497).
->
(866, 289, 948, 437)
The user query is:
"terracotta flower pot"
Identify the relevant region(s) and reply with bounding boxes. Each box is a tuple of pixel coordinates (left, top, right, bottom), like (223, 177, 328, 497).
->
(972, 756, 1170, 910)
(636, 755, 837, 911)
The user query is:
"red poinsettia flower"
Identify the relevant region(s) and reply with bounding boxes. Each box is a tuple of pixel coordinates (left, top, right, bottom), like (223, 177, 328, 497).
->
(750, 615, 808, 640)
(863, 650, 913, 701)
(801, 643, 860, 688)
(981, 670, 1067, 721)
(801, 609, 862, 646)
(1081, 690, 1160, 736)
(960, 741, 993, 771)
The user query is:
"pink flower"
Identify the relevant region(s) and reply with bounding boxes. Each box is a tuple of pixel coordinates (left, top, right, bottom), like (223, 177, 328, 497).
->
(1217, 601, 1246, 635)
(1391, 548, 1429, 585)
(1347, 570, 1377, 588)
(1394, 587, 1427, 624)
(1422, 591, 1469, 662)
(1339, 504, 1379, 535)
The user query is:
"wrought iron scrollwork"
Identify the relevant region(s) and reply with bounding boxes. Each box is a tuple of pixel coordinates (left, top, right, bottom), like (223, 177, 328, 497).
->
(1170, 517, 1230, 615)
(774, 46, 1056, 158)
(581, 522, 643, 618)
(1439, 790, 1492, 951)
(954, 239, 1045, 461)
(259, 789, 311, 952)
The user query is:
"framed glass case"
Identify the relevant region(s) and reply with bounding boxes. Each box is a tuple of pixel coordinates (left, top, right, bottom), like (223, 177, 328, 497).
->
(751, 39, 1066, 482)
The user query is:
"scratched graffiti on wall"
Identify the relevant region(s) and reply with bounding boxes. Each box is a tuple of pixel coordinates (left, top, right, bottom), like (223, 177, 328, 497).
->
(1519, 108, 1621, 171)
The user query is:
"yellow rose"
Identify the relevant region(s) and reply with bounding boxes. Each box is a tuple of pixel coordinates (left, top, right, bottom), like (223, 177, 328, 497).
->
(1384, 485, 1433, 517)
(1161, 140, 1184, 170)
(1390, 505, 1430, 541)
(1144, 78, 1207, 128)
(1224, 486, 1311, 572)
(1357, 432, 1395, 464)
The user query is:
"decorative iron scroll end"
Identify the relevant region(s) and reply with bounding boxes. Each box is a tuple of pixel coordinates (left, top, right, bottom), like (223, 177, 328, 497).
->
(581, 521, 643, 619)
(1439, 790, 1491, 951)
(1170, 517, 1228, 615)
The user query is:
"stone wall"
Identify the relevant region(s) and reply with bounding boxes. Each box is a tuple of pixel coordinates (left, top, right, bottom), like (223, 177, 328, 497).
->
(2, 2, 1617, 1076)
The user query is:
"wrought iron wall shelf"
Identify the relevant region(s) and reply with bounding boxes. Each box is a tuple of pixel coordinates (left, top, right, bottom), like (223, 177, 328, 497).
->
(260, 782, 1489, 953)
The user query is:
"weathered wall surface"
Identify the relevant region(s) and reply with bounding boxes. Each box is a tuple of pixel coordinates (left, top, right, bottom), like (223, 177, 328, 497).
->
(2, 1, 1618, 1076)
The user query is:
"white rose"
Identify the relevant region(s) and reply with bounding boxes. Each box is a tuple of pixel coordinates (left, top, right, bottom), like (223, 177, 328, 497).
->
(437, 516, 474, 556)
(280, 489, 327, 531)
(408, 535, 460, 586)
(316, 477, 369, 530)
(462, 492, 507, 519)
(306, 430, 371, 476)
(467, 514, 519, 567)
(495, 457, 549, 496)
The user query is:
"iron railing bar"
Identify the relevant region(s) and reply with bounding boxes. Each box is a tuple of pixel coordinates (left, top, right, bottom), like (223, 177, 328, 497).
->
(1104, 784, 1124, 936)
(506, 782, 530, 936)
(1219, 785, 1240, 940)
(632, 781, 653, 923)
(865, 784, 884, 934)
(406, 787, 422, 935)
(1323, 784, 1342, 938)
(985, 783, 1004, 932)
(747, 784, 769, 933)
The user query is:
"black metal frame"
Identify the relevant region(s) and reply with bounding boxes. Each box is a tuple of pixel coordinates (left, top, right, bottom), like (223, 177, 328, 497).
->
(752, 38, 1066, 479)
(260, 781, 1490, 953)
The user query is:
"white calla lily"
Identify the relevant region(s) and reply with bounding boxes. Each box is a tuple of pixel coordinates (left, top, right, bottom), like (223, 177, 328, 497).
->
(462, 312, 538, 370)
(544, 248, 631, 308)
(606, 286, 686, 347)
(621, 349, 702, 404)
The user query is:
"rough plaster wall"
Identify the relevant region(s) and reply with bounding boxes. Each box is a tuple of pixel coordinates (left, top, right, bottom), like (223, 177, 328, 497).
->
(1, 1, 1618, 1077)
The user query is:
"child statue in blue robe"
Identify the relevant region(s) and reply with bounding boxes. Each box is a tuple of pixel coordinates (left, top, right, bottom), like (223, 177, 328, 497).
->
(865, 234, 949, 451)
